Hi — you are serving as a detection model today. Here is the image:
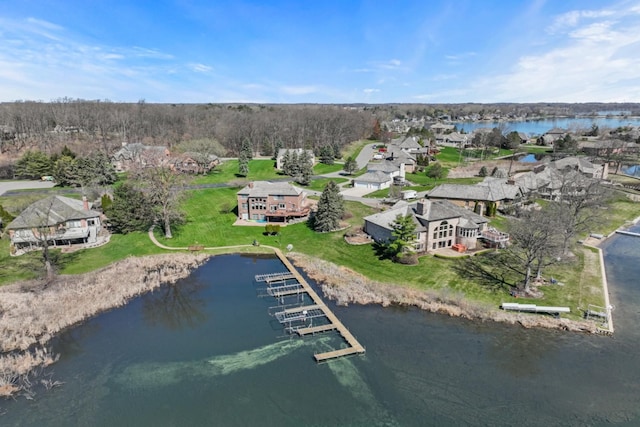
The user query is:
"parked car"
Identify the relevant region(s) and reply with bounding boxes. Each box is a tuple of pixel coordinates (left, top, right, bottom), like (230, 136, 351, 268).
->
(41, 176, 54, 181)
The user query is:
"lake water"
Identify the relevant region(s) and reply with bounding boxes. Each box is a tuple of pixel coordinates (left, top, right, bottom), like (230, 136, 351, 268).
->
(451, 117, 640, 136)
(2, 230, 640, 426)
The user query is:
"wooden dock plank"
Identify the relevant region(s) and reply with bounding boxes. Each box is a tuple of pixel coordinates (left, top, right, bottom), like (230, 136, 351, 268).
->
(314, 346, 365, 362)
(296, 323, 338, 336)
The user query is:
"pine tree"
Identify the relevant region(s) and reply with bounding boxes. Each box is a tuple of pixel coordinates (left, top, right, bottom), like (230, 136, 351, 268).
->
(238, 153, 249, 177)
(296, 150, 313, 185)
(386, 214, 417, 259)
(313, 181, 344, 232)
(240, 138, 253, 159)
(319, 146, 334, 165)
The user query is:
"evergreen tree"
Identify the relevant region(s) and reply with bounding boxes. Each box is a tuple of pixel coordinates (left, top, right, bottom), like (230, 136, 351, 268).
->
(281, 149, 293, 175)
(343, 156, 358, 175)
(386, 214, 417, 260)
(272, 140, 283, 160)
(296, 150, 313, 185)
(105, 183, 153, 234)
(313, 180, 344, 232)
(14, 150, 53, 179)
(319, 146, 334, 165)
(52, 155, 78, 186)
(238, 152, 249, 177)
(478, 166, 488, 177)
(60, 145, 77, 159)
(240, 138, 253, 159)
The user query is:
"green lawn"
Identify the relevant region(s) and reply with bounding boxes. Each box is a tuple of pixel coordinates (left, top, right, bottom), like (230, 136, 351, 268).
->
(341, 139, 373, 161)
(313, 163, 344, 175)
(192, 159, 283, 185)
(303, 177, 349, 192)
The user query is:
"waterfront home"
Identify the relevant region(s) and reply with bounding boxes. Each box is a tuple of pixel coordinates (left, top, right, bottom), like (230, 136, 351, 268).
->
(6, 195, 105, 255)
(363, 199, 507, 253)
(236, 181, 310, 223)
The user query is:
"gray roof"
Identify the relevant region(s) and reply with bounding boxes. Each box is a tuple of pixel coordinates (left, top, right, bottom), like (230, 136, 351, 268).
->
(550, 156, 598, 175)
(237, 181, 303, 197)
(367, 160, 399, 174)
(364, 199, 487, 232)
(112, 143, 167, 160)
(355, 171, 393, 184)
(428, 181, 521, 202)
(7, 195, 101, 230)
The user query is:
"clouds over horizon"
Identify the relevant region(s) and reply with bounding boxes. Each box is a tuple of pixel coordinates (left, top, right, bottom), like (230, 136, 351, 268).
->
(0, 1, 639, 103)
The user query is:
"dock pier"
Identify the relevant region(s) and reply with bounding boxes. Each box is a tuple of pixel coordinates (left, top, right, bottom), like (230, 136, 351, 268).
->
(256, 249, 365, 362)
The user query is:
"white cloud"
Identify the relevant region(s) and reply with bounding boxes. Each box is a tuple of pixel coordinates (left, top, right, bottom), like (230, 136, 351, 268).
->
(188, 63, 213, 73)
(363, 88, 379, 93)
(547, 9, 615, 33)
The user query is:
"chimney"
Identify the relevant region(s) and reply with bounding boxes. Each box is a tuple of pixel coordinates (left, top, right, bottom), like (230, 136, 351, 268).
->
(82, 195, 89, 211)
(416, 198, 431, 217)
(248, 182, 254, 188)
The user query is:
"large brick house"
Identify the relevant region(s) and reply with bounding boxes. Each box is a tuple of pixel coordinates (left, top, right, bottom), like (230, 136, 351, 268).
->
(236, 181, 311, 223)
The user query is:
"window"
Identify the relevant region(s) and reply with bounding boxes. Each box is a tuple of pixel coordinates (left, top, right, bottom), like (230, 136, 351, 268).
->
(66, 220, 82, 228)
(279, 203, 286, 209)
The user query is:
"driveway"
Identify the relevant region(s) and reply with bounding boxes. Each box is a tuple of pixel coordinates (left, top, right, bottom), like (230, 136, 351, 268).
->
(0, 180, 56, 196)
(354, 143, 377, 170)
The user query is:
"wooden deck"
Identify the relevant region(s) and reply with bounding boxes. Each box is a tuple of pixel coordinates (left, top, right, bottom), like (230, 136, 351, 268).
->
(271, 249, 365, 362)
(296, 323, 338, 336)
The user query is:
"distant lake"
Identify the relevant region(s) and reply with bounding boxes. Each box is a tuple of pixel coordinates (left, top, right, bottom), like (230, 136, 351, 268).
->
(452, 116, 640, 137)
(3, 233, 640, 426)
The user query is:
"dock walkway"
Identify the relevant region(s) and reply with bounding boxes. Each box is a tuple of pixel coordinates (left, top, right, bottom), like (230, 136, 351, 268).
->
(265, 249, 366, 362)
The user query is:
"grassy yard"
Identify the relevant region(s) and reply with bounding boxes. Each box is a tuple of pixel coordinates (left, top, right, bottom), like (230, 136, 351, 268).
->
(313, 162, 344, 175)
(192, 159, 283, 185)
(341, 139, 373, 161)
(302, 177, 349, 192)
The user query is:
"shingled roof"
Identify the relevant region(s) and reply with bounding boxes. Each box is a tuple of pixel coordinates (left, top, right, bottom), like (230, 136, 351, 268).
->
(237, 181, 304, 198)
(7, 196, 101, 229)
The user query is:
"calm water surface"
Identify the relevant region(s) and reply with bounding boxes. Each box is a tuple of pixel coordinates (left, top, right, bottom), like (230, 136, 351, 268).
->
(451, 117, 640, 136)
(2, 231, 640, 426)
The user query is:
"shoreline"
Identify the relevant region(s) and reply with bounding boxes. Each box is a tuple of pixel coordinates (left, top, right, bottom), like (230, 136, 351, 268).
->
(0, 252, 210, 397)
(287, 252, 601, 334)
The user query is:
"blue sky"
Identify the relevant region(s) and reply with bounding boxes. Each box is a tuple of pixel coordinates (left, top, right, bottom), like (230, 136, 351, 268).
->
(1, 0, 639, 103)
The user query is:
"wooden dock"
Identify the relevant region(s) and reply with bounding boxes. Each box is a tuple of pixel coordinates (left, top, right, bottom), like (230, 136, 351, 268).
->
(268, 249, 366, 362)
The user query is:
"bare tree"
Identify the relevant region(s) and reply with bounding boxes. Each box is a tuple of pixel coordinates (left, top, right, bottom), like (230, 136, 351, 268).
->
(133, 166, 190, 238)
(504, 209, 563, 293)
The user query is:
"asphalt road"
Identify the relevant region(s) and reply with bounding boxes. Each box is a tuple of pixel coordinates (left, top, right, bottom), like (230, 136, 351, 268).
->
(0, 180, 56, 196)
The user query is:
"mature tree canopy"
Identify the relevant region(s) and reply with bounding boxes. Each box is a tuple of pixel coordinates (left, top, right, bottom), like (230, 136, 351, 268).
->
(14, 150, 52, 179)
(131, 166, 190, 238)
(312, 180, 344, 232)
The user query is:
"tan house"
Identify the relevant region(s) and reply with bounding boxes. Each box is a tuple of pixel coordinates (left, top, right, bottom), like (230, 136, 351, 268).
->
(363, 199, 507, 253)
(236, 181, 311, 223)
(427, 179, 523, 214)
(6, 195, 106, 255)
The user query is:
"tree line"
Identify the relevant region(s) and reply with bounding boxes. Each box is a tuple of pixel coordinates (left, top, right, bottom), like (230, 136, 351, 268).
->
(0, 100, 373, 160)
